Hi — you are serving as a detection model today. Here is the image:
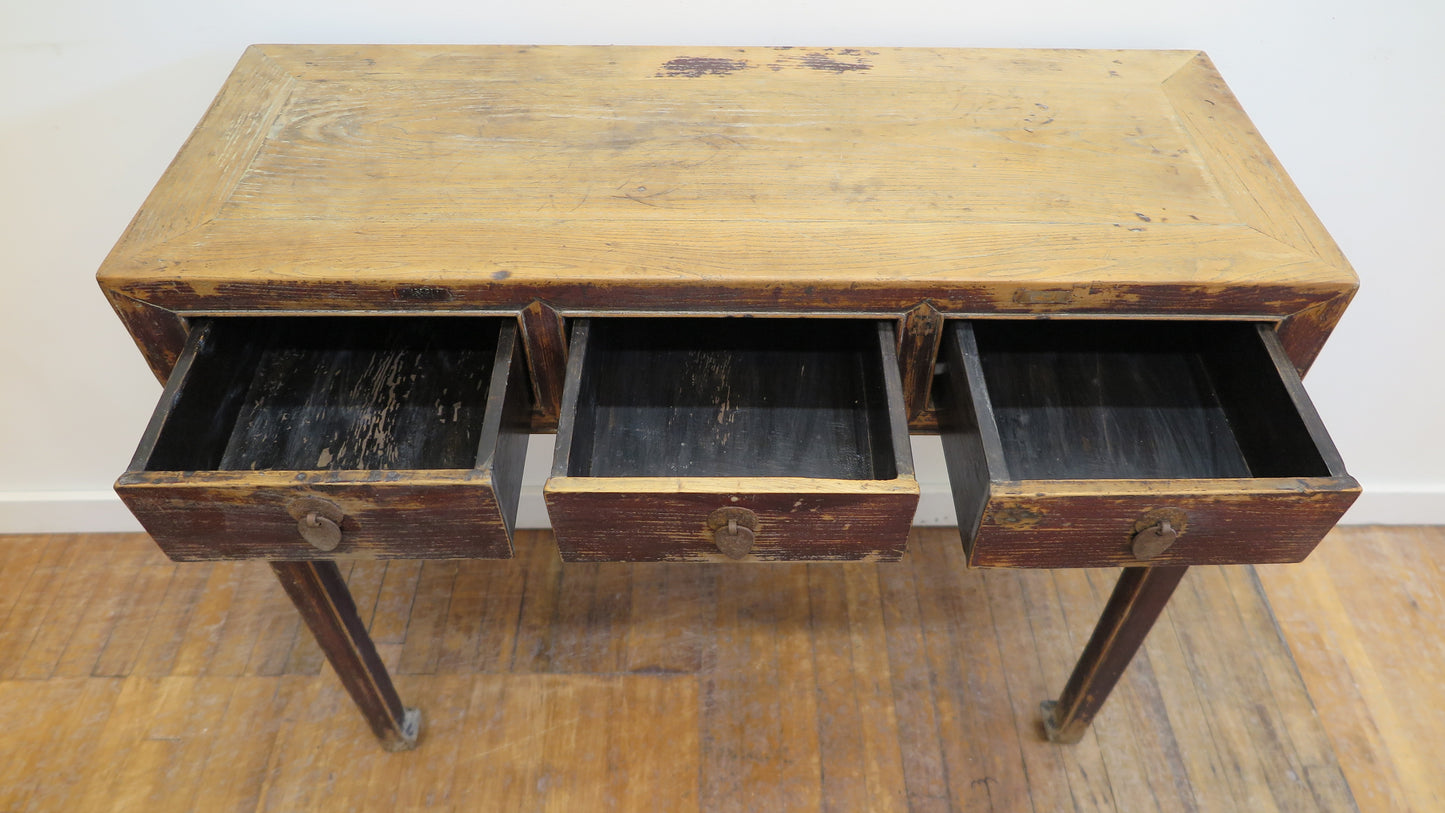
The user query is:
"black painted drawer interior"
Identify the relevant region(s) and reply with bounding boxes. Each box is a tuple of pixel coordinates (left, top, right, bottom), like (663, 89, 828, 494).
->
(545, 317, 919, 562)
(935, 318, 1358, 568)
(966, 319, 1333, 481)
(118, 316, 530, 561)
(144, 317, 503, 473)
(557, 318, 902, 480)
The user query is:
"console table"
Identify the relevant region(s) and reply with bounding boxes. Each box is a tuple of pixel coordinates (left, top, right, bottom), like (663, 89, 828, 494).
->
(99, 45, 1359, 751)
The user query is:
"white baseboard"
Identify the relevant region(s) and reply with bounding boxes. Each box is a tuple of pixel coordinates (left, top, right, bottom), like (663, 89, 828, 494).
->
(0, 491, 145, 534)
(2, 485, 1438, 534)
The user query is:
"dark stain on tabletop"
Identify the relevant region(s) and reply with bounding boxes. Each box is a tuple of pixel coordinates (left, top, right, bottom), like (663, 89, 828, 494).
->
(799, 51, 872, 73)
(657, 57, 751, 77)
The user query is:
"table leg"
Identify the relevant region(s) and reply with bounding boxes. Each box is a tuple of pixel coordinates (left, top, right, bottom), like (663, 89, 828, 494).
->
(1042, 565, 1187, 744)
(270, 561, 421, 751)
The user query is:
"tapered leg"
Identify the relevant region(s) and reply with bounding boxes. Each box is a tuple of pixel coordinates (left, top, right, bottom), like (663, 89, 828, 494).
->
(1042, 565, 1188, 744)
(271, 561, 421, 751)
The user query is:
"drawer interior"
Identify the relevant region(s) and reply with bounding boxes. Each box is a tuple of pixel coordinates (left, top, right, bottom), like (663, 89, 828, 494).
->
(966, 320, 1332, 480)
(143, 317, 504, 473)
(558, 318, 900, 479)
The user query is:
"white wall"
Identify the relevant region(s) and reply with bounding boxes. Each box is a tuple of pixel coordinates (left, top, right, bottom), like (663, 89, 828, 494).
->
(2, 0, 1440, 532)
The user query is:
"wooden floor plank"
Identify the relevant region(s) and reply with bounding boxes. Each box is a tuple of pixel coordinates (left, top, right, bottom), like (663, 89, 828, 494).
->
(453, 675, 548, 810)
(70, 676, 175, 810)
(1175, 567, 1316, 812)
(1074, 568, 1199, 813)
(206, 561, 283, 677)
(543, 561, 632, 673)
(617, 674, 701, 811)
(841, 564, 910, 812)
(7, 530, 1429, 812)
(131, 560, 213, 677)
(877, 536, 953, 812)
(510, 529, 565, 673)
(56, 537, 168, 679)
(914, 529, 1034, 811)
(760, 565, 826, 810)
(369, 560, 423, 648)
(1141, 569, 1246, 813)
(539, 673, 614, 812)
(624, 561, 713, 675)
(397, 560, 460, 675)
(435, 559, 490, 673)
(242, 572, 304, 678)
(986, 566, 1104, 813)
(169, 560, 247, 676)
(140, 675, 239, 810)
(12, 534, 116, 679)
(1229, 568, 1357, 810)
(0, 536, 84, 678)
(1259, 527, 1445, 812)
(189, 677, 293, 812)
(810, 563, 868, 811)
(388, 674, 471, 809)
(699, 563, 754, 812)
(92, 561, 177, 677)
(0, 677, 122, 809)
(0, 535, 50, 625)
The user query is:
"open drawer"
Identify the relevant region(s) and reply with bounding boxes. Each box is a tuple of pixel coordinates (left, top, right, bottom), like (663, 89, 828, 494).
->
(937, 320, 1359, 568)
(116, 317, 530, 561)
(544, 318, 919, 562)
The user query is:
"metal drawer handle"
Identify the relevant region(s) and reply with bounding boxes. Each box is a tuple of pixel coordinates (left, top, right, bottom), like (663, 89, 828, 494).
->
(708, 507, 758, 559)
(289, 497, 346, 552)
(1131, 507, 1187, 561)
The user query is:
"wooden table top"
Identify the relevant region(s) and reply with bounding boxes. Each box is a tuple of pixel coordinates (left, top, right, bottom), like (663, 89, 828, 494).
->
(97, 45, 1355, 375)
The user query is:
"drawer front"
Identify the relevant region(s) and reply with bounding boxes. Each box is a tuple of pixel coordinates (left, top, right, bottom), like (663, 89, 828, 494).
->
(118, 473, 514, 561)
(968, 481, 1358, 568)
(938, 319, 1359, 568)
(546, 478, 918, 562)
(545, 318, 919, 561)
(117, 316, 530, 561)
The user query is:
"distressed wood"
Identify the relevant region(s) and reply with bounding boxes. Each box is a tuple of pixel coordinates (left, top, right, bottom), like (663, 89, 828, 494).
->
(937, 320, 1359, 568)
(269, 560, 419, 751)
(546, 318, 918, 561)
(897, 301, 943, 420)
(518, 299, 568, 431)
(98, 45, 1356, 379)
(117, 317, 530, 561)
(94, 44, 1364, 761)
(1044, 566, 1189, 744)
(546, 483, 919, 562)
(101, 291, 188, 385)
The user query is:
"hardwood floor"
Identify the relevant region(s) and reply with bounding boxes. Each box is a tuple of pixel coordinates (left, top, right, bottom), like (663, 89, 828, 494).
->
(1258, 527, 1445, 813)
(0, 526, 1432, 811)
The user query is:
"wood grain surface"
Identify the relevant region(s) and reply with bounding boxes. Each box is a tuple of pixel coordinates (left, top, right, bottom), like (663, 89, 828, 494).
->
(0, 527, 1399, 811)
(96, 45, 1357, 384)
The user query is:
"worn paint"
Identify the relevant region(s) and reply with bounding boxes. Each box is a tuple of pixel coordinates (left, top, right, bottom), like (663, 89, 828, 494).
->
(796, 51, 873, 73)
(656, 57, 750, 78)
(392, 285, 455, 302)
(990, 506, 1045, 529)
